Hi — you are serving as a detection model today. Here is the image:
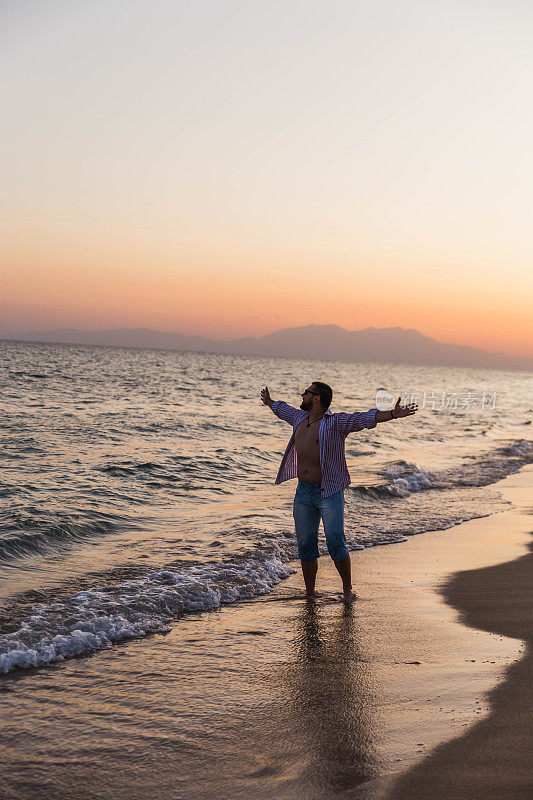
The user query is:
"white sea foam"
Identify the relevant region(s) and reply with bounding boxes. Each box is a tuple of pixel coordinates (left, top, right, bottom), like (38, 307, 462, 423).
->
(373, 441, 533, 499)
(0, 554, 294, 674)
(380, 462, 437, 497)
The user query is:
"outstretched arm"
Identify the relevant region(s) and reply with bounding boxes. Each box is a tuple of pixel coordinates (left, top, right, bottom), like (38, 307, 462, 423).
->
(337, 408, 379, 436)
(375, 396, 418, 422)
(260, 386, 300, 425)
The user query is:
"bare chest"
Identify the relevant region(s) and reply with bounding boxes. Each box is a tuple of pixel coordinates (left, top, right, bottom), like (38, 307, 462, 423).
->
(294, 418, 321, 457)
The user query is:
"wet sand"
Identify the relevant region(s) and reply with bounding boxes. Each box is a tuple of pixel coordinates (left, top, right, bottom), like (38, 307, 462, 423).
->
(386, 486, 533, 798)
(0, 466, 531, 799)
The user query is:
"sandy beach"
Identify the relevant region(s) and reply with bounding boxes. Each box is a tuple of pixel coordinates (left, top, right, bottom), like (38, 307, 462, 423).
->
(0, 464, 530, 799)
(387, 471, 533, 800)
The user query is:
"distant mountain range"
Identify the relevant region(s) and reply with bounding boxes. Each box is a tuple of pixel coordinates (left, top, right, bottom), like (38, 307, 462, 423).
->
(5, 325, 533, 371)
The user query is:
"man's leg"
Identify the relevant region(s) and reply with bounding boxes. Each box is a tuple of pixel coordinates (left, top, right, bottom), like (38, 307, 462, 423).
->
(319, 490, 356, 602)
(293, 484, 321, 597)
(333, 556, 355, 600)
(301, 558, 318, 597)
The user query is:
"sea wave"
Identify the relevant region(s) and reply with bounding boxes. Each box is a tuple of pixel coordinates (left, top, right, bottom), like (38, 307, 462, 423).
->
(0, 551, 294, 674)
(352, 439, 533, 499)
(0, 514, 124, 561)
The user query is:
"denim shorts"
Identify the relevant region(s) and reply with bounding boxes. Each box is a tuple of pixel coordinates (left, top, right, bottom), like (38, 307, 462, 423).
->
(292, 481, 348, 562)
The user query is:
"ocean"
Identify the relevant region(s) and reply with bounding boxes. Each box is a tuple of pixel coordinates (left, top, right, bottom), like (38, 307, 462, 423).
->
(1, 339, 532, 674)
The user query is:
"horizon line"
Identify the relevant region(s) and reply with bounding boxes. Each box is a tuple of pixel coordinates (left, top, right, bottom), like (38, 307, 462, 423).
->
(3, 322, 531, 360)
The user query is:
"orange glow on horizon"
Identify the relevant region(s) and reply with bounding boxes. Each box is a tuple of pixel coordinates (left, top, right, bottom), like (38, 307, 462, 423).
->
(2, 3, 532, 361)
(2, 229, 531, 358)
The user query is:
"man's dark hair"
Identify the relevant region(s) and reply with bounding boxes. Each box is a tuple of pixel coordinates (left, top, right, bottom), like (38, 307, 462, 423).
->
(313, 381, 333, 410)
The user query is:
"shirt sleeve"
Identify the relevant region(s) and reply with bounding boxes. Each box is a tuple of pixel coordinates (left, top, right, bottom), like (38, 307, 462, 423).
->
(271, 400, 300, 426)
(336, 408, 378, 437)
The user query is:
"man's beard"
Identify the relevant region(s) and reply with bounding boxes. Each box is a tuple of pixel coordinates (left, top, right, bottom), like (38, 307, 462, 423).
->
(300, 398, 312, 411)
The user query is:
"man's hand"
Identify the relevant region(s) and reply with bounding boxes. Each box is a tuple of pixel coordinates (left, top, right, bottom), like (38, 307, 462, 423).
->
(261, 386, 274, 408)
(393, 396, 418, 418)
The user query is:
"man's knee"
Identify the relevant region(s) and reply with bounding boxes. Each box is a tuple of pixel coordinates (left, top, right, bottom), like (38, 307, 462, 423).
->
(324, 521, 349, 561)
(297, 538, 320, 561)
(326, 539, 349, 561)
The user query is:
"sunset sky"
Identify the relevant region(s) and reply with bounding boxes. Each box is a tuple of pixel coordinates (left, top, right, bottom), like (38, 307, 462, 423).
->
(2, 1, 532, 356)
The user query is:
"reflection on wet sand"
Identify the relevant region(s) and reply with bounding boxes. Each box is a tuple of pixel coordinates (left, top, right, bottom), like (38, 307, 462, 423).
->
(0, 595, 381, 800)
(280, 598, 379, 796)
(188, 596, 381, 799)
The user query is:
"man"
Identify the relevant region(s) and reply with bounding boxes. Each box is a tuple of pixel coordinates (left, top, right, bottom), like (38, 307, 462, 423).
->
(261, 382, 417, 602)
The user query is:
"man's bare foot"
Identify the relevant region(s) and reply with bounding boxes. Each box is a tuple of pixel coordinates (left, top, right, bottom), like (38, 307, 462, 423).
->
(305, 590, 320, 600)
(343, 589, 357, 603)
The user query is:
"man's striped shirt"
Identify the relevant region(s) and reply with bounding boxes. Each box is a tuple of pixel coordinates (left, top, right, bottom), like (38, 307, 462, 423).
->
(271, 400, 378, 498)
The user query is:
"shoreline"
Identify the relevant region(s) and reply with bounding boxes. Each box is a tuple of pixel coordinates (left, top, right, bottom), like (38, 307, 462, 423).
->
(385, 479, 533, 799)
(0, 466, 531, 799)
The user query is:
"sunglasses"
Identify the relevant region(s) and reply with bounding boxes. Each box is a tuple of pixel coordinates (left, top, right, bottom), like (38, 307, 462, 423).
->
(302, 388, 319, 396)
